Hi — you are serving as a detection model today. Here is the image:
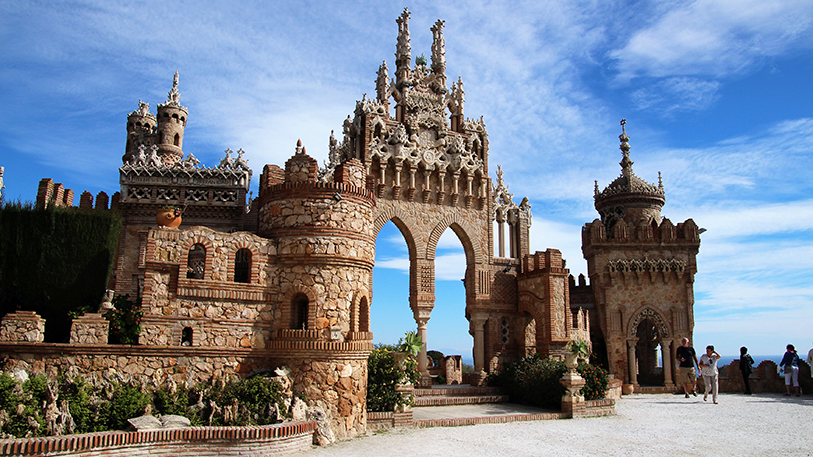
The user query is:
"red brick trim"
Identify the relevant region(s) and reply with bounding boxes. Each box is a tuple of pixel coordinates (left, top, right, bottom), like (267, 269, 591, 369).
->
(0, 421, 317, 456)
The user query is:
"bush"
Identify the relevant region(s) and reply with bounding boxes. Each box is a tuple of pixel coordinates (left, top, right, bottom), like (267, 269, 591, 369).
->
(0, 203, 121, 342)
(104, 294, 144, 345)
(366, 346, 420, 412)
(108, 384, 149, 430)
(577, 362, 609, 400)
(488, 354, 567, 409)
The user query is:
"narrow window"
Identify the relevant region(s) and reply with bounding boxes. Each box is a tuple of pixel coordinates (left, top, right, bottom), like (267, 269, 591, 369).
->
(292, 294, 309, 329)
(234, 248, 251, 283)
(359, 297, 370, 332)
(174, 133, 180, 146)
(187, 244, 206, 279)
(181, 327, 193, 346)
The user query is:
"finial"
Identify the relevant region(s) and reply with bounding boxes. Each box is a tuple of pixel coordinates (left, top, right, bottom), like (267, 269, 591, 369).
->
(620, 118, 626, 135)
(167, 71, 181, 104)
(431, 19, 447, 76)
(295, 140, 304, 155)
(594, 180, 599, 196)
(658, 171, 663, 189)
(619, 119, 632, 175)
(396, 8, 412, 63)
(297, 139, 302, 147)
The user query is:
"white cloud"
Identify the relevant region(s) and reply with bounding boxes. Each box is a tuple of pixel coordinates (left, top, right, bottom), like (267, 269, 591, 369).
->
(611, 0, 813, 81)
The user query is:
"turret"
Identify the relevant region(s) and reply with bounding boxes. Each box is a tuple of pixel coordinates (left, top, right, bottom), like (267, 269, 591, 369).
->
(155, 71, 188, 165)
(594, 119, 665, 231)
(123, 100, 157, 164)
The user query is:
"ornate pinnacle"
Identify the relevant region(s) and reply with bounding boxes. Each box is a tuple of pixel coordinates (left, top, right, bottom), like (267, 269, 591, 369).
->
(296, 139, 304, 155)
(376, 61, 389, 102)
(658, 171, 663, 190)
(619, 119, 633, 176)
(167, 71, 181, 104)
(431, 19, 446, 74)
(594, 180, 599, 196)
(395, 8, 411, 63)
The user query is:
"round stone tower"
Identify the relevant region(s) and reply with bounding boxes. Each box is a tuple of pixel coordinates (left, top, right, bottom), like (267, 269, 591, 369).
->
(123, 100, 157, 164)
(258, 140, 376, 439)
(155, 71, 188, 165)
(594, 119, 665, 231)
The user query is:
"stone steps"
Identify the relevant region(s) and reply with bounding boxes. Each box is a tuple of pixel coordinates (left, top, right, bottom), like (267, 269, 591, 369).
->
(414, 394, 509, 407)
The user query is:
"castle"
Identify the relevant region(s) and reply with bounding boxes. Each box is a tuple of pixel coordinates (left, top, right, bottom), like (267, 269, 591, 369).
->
(5, 9, 700, 439)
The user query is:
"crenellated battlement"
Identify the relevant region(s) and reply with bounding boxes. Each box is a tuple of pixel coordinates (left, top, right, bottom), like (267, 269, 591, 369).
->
(582, 217, 700, 247)
(36, 178, 119, 210)
(520, 249, 568, 276)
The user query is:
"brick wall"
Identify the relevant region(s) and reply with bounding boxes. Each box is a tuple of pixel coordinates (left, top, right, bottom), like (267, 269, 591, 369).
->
(0, 421, 317, 456)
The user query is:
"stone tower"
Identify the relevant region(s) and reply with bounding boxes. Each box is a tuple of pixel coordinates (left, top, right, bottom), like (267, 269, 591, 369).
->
(155, 71, 188, 165)
(582, 120, 701, 389)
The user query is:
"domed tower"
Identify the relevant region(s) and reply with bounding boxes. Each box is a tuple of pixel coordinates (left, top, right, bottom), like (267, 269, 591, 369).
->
(123, 100, 157, 164)
(155, 71, 188, 165)
(593, 119, 665, 231)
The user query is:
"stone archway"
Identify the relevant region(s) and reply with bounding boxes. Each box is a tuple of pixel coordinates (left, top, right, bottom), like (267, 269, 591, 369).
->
(628, 307, 673, 387)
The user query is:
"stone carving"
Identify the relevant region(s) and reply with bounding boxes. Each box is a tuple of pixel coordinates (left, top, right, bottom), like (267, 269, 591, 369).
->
(607, 257, 686, 275)
(219, 148, 234, 169)
(233, 148, 249, 171)
(628, 307, 669, 338)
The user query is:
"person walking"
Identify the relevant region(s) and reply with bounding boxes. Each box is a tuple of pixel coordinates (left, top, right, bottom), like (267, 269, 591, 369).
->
(676, 337, 699, 398)
(807, 345, 813, 379)
(779, 344, 801, 397)
(739, 346, 755, 395)
(699, 345, 721, 404)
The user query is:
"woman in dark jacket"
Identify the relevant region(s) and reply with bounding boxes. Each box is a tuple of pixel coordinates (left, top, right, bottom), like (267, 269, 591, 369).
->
(779, 344, 801, 396)
(739, 346, 754, 394)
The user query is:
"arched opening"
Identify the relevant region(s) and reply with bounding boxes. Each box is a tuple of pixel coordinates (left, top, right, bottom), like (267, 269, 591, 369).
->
(522, 312, 536, 357)
(291, 293, 309, 330)
(371, 221, 414, 346)
(181, 327, 193, 346)
(358, 296, 370, 332)
(234, 248, 251, 283)
(173, 133, 180, 146)
(635, 318, 664, 386)
(427, 227, 471, 381)
(186, 244, 205, 279)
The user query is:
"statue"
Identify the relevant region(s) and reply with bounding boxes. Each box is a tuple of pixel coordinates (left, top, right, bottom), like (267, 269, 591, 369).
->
(219, 148, 234, 169)
(233, 148, 249, 171)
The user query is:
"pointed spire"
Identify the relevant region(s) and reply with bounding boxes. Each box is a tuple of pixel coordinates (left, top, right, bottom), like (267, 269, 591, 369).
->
(395, 8, 411, 64)
(296, 139, 304, 155)
(376, 61, 389, 102)
(619, 119, 633, 176)
(430, 19, 447, 80)
(167, 71, 181, 105)
(658, 171, 663, 190)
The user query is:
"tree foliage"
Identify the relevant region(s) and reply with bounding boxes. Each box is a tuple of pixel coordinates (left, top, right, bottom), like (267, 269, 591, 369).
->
(0, 203, 121, 342)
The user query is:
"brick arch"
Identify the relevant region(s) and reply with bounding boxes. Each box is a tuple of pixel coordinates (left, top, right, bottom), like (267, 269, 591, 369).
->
(351, 292, 371, 333)
(179, 233, 215, 281)
(627, 306, 671, 339)
(373, 206, 423, 260)
(281, 285, 317, 331)
(227, 239, 261, 283)
(425, 213, 482, 266)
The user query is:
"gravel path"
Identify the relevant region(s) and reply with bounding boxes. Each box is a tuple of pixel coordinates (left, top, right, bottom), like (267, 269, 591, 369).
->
(297, 393, 813, 456)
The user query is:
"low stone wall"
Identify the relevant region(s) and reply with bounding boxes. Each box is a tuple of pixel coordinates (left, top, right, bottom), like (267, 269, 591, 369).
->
(366, 411, 413, 431)
(0, 422, 317, 457)
(582, 399, 616, 417)
(717, 360, 812, 394)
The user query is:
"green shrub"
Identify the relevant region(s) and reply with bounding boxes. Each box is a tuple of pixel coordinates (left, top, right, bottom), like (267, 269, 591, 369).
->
(577, 362, 609, 400)
(218, 375, 284, 425)
(366, 346, 419, 412)
(108, 384, 149, 430)
(488, 354, 567, 409)
(104, 294, 143, 345)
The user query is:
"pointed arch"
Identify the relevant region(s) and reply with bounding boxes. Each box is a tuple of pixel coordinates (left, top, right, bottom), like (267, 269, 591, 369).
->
(373, 206, 424, 259)
(426, 213, 482, 266)
(627, 306, 671, 339)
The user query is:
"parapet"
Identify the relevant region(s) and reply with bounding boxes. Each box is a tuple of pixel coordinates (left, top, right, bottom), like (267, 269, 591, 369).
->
(582, 217, 700, 246)
(36, 178, 118, 210)
(520, 249, 568, 276)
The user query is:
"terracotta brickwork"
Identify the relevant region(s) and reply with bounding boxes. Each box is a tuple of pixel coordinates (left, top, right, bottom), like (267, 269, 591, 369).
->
(0, 421, 316, 457)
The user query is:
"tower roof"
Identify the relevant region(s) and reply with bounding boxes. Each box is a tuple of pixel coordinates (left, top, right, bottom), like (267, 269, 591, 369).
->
(594, 120, 665, 225)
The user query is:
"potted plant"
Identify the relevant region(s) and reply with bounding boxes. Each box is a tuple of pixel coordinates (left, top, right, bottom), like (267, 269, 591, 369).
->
(156, 205, 184, 228)
(565, 339, 591, 373)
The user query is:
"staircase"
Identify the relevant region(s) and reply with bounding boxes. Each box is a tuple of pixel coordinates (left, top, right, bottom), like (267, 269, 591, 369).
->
(413, 385, 508, 406)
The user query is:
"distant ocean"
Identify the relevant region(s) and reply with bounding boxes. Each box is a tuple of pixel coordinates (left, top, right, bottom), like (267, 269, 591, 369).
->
(717, 355, 783, 367)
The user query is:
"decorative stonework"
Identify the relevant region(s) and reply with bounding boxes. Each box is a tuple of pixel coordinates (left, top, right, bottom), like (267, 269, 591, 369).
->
(69, 313, 110, 344)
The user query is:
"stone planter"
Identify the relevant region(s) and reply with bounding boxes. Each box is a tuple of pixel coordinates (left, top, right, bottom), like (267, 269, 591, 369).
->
(622, 383, 635, 395)
(156, 208, 182, 228)
(565, 352, 579, 373)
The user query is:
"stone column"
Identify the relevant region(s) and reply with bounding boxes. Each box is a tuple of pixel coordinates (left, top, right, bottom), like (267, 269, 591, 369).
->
(661, 339, 674, 388)
(472, 314, 488, 373)
(416, 317, 429, 374)
(560, 370, 587, 418)
(627, 339, 638, 386)
(0, 311, 46, 343)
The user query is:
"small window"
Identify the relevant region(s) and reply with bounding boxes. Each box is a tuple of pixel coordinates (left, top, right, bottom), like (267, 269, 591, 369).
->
(181, 327, 193, 346)
(187, 244, 205, 279)
(234, 248, 251, 283)
(174, 133, 180, 146)
(292, 294, 309, 329)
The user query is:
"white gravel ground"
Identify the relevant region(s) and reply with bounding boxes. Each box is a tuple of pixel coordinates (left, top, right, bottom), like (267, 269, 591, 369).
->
(296, 393, 813, 456)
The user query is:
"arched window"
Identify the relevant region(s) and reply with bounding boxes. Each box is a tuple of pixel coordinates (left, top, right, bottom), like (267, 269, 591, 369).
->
(173, 133, 180, 146)
(181, 327, 193, 346)
(359, 296, 370, 332)
(186, 244, 205, 279)
(292, 294, 309, 330)
(234, 248, 251, 283)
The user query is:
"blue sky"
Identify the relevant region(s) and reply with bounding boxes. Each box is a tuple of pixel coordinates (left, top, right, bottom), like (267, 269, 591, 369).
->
(2, 1, 812, 359)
